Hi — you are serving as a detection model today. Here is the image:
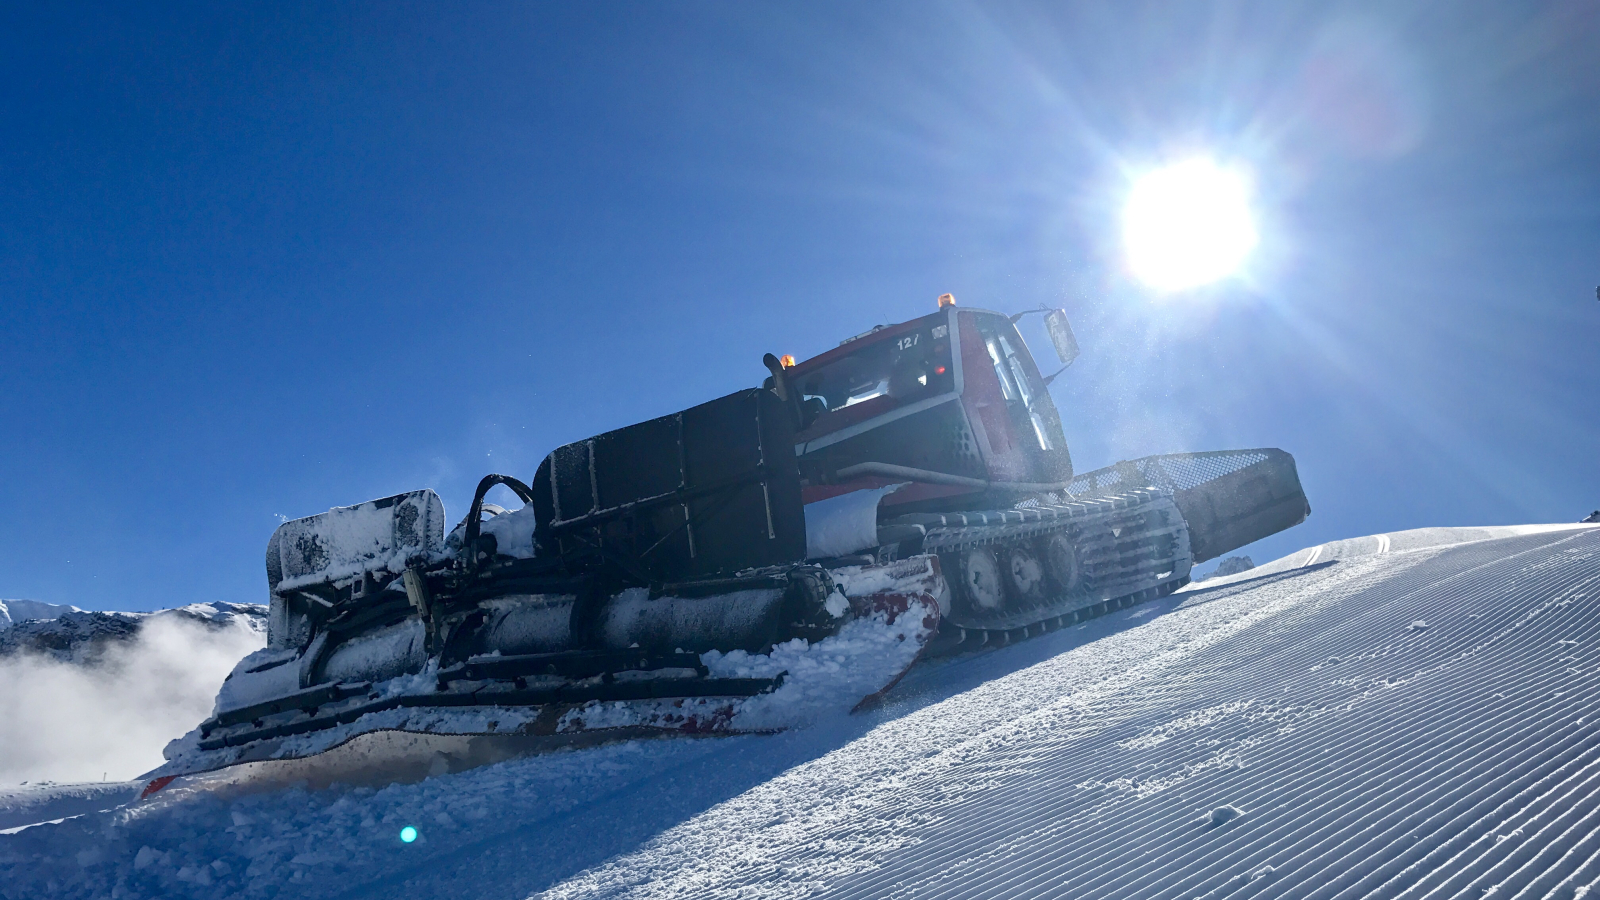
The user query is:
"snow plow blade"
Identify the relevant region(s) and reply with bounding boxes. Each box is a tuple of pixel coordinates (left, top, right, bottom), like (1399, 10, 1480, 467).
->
(146, 389, 945, 795)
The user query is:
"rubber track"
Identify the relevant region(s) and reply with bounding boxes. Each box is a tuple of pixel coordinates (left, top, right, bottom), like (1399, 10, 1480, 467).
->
(918, 489, 1193, 650)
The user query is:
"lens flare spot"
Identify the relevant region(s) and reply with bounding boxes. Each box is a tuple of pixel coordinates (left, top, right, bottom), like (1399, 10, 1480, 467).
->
(1122, 159, 1257, 292)
(400, 826, 418, 843)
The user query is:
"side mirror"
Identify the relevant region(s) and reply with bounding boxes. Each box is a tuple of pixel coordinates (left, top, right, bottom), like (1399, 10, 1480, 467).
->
(1044, 309, 1080, 367)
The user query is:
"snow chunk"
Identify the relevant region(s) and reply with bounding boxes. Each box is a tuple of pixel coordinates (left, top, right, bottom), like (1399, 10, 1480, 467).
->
(478, 505, 538, 559)
(1207, 805, 1245, 826)
(1193, 556, 1256, 583)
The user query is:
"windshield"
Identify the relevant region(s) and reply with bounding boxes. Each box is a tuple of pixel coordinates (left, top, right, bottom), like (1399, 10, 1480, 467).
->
(795, 321, 955, 413)
(977, 318, 1057, 452)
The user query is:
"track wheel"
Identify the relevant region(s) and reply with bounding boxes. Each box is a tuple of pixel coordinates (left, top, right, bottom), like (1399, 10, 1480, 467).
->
(1043, 534, 1083, 596)
(1003, 545, 1046, 603)
(957, 548, 1005, 613)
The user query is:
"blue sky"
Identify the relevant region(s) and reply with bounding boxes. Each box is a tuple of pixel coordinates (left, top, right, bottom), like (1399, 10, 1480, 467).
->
(2, 1, 1596, 612)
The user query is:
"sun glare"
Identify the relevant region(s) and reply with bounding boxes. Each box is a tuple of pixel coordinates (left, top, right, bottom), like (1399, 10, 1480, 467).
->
(1122, 159, 1258, 292)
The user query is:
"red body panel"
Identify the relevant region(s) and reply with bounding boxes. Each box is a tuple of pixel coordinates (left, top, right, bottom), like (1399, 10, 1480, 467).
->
(788, 305, 1071, 512)
(789, 315, 938, 375)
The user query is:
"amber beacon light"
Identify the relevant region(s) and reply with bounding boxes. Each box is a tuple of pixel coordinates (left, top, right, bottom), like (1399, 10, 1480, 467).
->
(937, 293, 956, 308)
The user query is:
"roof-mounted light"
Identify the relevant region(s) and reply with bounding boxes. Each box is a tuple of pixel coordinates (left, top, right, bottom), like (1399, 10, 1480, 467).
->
(937, 293, 956, 308)
(779, 354, 795, 368)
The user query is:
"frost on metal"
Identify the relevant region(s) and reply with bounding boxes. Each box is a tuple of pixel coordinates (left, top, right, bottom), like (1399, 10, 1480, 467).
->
(268, 490, 446, 592)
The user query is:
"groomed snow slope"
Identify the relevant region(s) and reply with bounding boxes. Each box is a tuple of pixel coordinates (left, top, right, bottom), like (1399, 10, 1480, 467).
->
(3, 524, 1599, 899)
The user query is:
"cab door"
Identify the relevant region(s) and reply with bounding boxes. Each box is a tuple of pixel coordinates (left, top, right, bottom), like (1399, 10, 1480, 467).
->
(960, 312, 1073, 484)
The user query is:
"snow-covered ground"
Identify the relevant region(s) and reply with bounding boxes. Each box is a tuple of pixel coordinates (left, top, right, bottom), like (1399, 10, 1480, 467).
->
(0, 782, 143, 833)
(3, 523, 1599, 899)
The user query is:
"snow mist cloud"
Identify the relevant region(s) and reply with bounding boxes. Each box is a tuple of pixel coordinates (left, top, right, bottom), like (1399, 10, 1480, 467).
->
(0, 615, 264, 784)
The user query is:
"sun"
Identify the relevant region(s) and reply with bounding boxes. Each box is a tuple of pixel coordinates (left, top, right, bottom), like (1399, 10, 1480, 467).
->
(1122, 159, 1258, 292)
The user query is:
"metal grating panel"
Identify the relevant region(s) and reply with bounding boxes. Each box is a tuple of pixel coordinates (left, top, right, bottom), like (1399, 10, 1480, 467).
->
(1140, 450, 1270, 492)
(1067, 449, 1271, 498)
